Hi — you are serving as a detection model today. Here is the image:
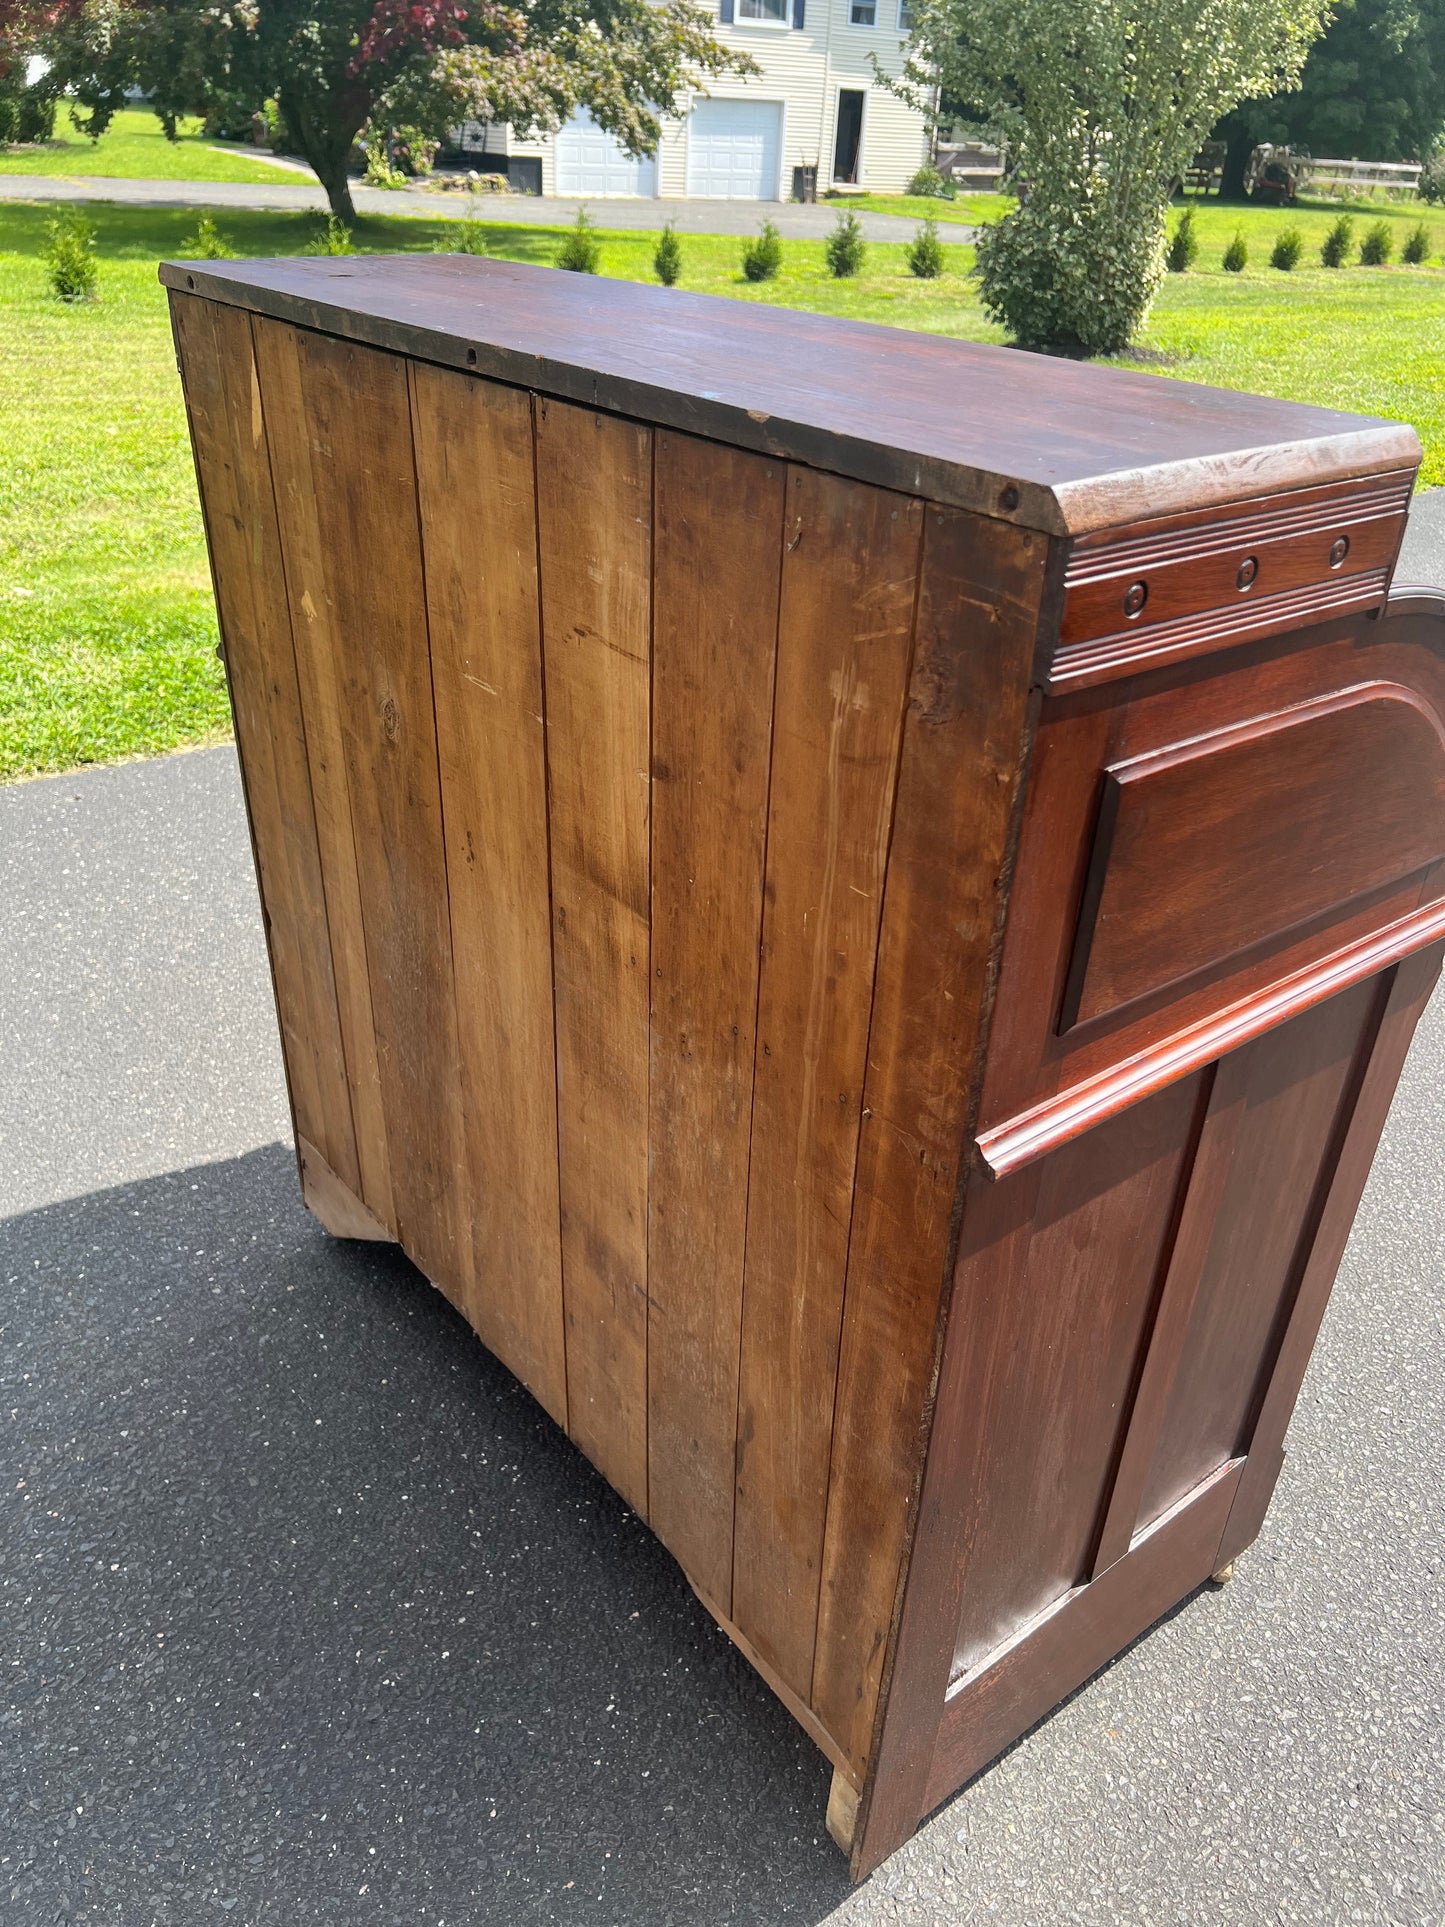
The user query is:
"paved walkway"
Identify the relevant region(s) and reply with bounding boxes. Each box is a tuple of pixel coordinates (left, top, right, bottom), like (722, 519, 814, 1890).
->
(0, 509, 1440, 1927)
(0, 170, 968, 242)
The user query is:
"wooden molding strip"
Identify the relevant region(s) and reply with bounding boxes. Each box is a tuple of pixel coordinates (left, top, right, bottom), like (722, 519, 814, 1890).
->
(1048, 568, 1390, 691)
(977, 896, 1445, 1178)
(1064, 470, 1413, 583)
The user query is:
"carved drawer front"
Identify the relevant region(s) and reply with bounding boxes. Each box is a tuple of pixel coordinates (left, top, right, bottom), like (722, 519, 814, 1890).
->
(1061, 683, 1445, 1030)
(1054, 471, 1413, 690)
(975, 613, 1445, 1180)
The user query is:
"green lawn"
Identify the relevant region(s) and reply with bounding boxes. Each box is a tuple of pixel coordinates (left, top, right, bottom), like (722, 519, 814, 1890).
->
(2, 197, 1442, 781)
(0, 107, 303, 183)
(835, 191, 1005, 225)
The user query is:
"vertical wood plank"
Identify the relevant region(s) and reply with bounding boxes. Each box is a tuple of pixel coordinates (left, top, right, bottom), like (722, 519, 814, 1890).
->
(809, 508, 1047, 1770)
(731, 467, 923, 1699)
(409, 363, 568, 1428)
(251, 315, 395, 1234)
(535, 397, 652, 1514)
(647, 431, 785, 1604)
(170, 293, 360, 1201)
(255, 321, 468, 1301)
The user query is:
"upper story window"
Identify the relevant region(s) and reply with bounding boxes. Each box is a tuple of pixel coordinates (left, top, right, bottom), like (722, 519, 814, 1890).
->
(897, 0, 914, 23)
(738, 0, 789, 18)
(849, 0, 876, 20)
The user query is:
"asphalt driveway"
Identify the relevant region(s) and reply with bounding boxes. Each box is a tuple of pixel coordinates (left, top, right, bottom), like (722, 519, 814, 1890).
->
(1, 499, 1443, 1925)
(0, 173, 968, 243)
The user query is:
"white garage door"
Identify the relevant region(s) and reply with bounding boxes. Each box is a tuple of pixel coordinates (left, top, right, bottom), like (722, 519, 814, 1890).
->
(686, 99, 783, 200)
(554, 110, 657, 197)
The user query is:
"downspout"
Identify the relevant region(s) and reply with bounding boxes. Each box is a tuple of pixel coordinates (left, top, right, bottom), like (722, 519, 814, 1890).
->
(819, 0, 837, 185)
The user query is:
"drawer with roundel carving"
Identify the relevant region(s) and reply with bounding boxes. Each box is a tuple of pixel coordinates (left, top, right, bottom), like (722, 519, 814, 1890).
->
(1052, 469, 1414, 690)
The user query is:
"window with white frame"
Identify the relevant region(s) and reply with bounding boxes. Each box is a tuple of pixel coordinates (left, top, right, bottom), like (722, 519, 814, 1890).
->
(738, 0, 789, 18)
(850, 0, 876, 20)
(897, 0, 914, 24)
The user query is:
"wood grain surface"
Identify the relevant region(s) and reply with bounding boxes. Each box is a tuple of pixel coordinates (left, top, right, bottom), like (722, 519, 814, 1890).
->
(159, 255, 1420, 539)
(410, 362, 569, 1427)
(536, 397, 654, 1516)
(646, 431, 784, 1605)
(731, 467, 922, 1700)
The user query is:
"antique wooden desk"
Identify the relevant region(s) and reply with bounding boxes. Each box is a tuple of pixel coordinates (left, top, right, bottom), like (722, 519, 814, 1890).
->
(163, 255, 1445, 1877)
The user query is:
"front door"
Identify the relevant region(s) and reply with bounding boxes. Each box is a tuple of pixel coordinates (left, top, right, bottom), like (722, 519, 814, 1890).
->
(833, 91, 864, 185)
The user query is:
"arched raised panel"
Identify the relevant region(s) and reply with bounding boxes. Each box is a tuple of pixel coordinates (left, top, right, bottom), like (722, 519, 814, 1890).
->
(1061, 682, 1445, 1031)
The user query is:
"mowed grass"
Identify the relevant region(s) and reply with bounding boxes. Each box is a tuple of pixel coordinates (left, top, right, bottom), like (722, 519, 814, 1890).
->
(2, 196, 1442, 779)
(0, 106, 301, 183)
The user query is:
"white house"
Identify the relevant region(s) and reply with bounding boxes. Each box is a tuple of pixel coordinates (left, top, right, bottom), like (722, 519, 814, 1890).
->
(456, 0, 930, 200)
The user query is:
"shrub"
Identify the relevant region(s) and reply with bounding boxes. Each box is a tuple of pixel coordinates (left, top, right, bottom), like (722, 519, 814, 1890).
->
(363, 139, 406, 188)
(1320, 214, 1353, 267)
(438, 216, 487, 255)
(975, 197, 1166, 354)
(0, 78, 55, 145)
(556, 207, 601, 273)
(906, 213, 945, 279)
(1222, 230, 1248, 272)
(825, 209, 866, 278)
(906, 164, 956, 200)
(43, 209, 98, 302)
(1402, 221, 1431, 264)
(654, 221, 683, 285)
(306, 215, 355, 256)
(1270, 227, 1303, 271)
(1166, 205, 1198, 272)
(1419, 157, 1445, 204)
(741, 219, 783, 282)
(390, 127, 438, 176)
(189, 215, 236, 260)
(1359, 219, 1393, 264)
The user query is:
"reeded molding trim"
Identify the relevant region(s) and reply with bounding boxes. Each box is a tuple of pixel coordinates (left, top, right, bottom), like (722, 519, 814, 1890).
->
(1065, 469, 1414, 583)
(1048, 567, 1390, 691)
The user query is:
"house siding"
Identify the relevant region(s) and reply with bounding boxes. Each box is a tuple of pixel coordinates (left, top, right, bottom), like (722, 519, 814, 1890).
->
(455, 0, 928, 198)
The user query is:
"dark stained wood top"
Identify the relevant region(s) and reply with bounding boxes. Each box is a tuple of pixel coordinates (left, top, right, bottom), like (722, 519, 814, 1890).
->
(160, 254, 1420, 536)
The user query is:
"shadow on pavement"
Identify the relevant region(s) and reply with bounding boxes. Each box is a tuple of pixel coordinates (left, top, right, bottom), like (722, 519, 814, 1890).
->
(0, 1144, 853, 1925)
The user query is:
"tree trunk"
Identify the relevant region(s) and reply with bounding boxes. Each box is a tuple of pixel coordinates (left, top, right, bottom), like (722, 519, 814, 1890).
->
(1220, 122, 1254, 202)
(282, 88, 361, 223)
(315, 154, 357, 223)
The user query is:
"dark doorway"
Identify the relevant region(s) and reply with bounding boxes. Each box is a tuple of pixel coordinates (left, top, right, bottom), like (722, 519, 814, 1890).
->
(833, 90, 864, 184)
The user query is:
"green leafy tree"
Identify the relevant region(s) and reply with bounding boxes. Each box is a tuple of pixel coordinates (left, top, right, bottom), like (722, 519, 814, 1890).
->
(653, 218, 682, 284)
(0, 0, 65, 141)
(1215, 0, 1445, 190)
(906, 212, 945, 276)
(891, 0, 1331, 352)
(32, 0, 755, 220)
(824, 208, 866, 277)
(1166, 205, 1199, 271)
(43, 205, 98, 298)
(1359, 217, 1393, 262)
(740, 218, 782, 281)
(1320, 212, 1353, 264)
(556, 203, 600, 271)
(1271, 224, 1304, 267)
